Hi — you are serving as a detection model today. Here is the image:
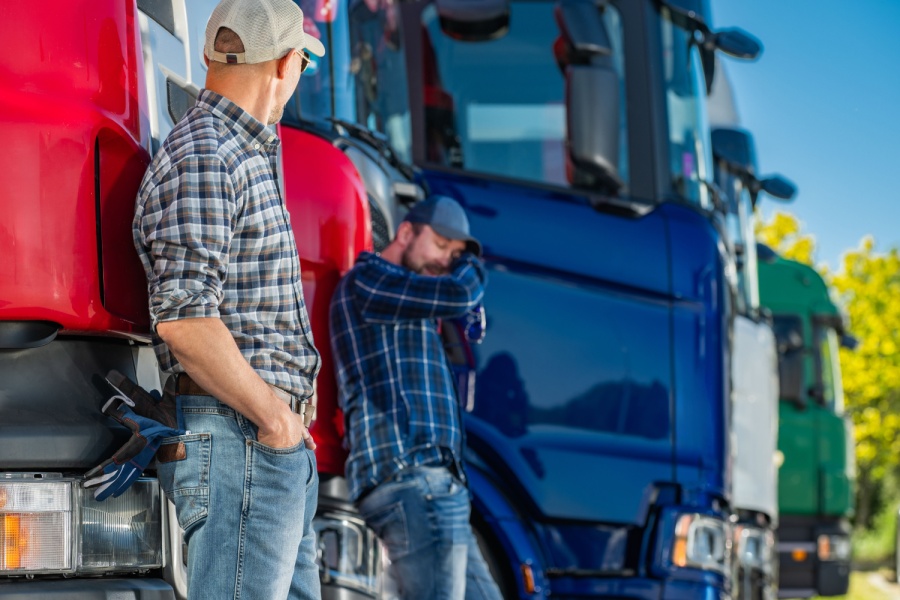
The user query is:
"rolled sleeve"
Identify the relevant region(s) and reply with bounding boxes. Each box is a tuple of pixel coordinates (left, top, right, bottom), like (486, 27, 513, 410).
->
(138, 155, 239, 327)
(353, 252, 487, 324)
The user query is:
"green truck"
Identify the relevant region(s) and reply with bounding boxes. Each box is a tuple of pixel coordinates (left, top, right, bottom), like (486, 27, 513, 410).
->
(757, 245, 856, 598)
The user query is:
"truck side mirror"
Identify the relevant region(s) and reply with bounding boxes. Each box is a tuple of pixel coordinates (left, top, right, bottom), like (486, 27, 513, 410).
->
(779, 350, 806, 410)
(556, 0, 622, 192)
(840, 334, 859, 350)
(712, 29, 762, 60)
(759, 175, 797, 202)
(711, 127, 756, 174)
(435, 0, 510, 41)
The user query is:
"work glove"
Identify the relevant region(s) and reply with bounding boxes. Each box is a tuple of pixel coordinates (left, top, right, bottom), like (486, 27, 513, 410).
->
(105, 369, 181, 430)
(84, 377, 184, 501)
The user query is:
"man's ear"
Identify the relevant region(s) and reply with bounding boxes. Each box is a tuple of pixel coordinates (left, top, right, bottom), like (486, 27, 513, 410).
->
(395, 221, 415, 247)
(276, 52, 293, 79)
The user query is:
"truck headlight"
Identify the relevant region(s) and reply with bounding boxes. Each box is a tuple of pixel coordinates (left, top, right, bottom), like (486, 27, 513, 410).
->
(817, 534, 851, 562)
(79, 479, 163, 571)
(734, 525, 774, 572)
(314, 511, 380, 594)
(0, 474, 163, 576)
(671, 513, 731, 575)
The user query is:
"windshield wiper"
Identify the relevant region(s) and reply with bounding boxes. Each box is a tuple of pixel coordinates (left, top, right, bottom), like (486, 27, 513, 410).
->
(328, 117, 416, 181)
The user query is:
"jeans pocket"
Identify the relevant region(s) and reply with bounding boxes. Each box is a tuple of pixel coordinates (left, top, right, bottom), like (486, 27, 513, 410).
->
(422, 470, 465, 499)
(422, 472, 470, 544)
(156, 433, 211, 536)
(361, 501, 410, 559)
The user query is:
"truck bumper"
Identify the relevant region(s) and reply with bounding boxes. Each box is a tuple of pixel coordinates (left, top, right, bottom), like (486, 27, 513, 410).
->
(777, 520, 851, 598)
(0, 578, 175, 599)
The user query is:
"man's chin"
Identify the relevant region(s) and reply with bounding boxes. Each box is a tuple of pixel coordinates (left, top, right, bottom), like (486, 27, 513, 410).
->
(267, 105, 285, 125)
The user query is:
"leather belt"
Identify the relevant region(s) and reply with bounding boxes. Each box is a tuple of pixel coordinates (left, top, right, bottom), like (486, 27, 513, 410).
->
(173, 373, 307, 416)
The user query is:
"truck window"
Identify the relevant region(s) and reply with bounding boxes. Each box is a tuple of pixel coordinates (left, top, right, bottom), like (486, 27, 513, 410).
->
(718, 171, 760, 316)
(814, 324, 845, 414)
(289, 0, 412, 162)
(772, 315, 803, 354)
(471, 270, 670, 442)
(660, 8, 714, 209)
(421, 2, 628, 189)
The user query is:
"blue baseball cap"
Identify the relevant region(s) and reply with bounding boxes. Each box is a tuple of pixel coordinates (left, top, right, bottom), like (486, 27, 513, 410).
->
(403, 195, 482, 257)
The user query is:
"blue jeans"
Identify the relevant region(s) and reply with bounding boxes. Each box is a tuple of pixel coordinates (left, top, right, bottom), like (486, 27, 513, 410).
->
(156, 395, 320, 600)
(358, 466, 502, 600)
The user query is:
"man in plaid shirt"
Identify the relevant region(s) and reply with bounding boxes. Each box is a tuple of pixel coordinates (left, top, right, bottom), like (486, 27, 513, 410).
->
(330, 195, 502, 599)
(132, 0, 324, 597)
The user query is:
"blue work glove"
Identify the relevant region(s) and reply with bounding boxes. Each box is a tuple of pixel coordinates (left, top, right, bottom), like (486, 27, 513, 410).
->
(84, 393, 184, 501)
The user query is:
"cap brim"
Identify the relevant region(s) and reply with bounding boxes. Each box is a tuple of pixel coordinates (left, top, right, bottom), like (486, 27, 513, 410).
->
(431, 223, 482, 257)
(303, 35, 326, 57)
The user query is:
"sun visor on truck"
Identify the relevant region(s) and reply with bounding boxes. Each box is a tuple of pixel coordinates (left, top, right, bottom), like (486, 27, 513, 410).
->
(435, 0, 510, 41)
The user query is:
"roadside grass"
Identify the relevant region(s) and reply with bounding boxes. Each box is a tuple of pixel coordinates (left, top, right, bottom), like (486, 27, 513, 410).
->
(809, 571, 897, 600)
(854, 502, 897, 565)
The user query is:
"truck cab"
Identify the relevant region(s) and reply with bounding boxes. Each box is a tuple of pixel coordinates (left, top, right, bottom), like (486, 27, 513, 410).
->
(711, 124, 798, 599)
(0, 1, 173, 596)
(0, 0, 378, 597)
(758, 248, 855, 598)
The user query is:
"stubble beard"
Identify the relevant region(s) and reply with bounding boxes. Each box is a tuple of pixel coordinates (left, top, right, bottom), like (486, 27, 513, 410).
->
(267, 103, 285, 125)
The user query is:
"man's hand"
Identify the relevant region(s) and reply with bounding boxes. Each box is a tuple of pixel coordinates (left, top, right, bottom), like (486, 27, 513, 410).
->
(156, 318, 316, 450)
(257, 402, 316, 450)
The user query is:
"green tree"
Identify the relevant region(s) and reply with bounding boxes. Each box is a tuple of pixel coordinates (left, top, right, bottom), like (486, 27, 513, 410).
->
(830, 237, 900, 528)
(755, 210, 817, 266)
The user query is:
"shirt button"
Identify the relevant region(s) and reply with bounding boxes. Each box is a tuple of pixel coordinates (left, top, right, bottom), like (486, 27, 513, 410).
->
(254, 143, 260, 150)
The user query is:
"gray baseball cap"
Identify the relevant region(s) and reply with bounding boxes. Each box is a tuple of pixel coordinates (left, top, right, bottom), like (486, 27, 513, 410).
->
(404, 195, 482, 257)
(205, 0, 325, 65)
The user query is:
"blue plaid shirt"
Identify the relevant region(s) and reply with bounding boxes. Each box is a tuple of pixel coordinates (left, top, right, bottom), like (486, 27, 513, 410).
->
(134, 89, 320, 399)
(330, 251, 487, 501)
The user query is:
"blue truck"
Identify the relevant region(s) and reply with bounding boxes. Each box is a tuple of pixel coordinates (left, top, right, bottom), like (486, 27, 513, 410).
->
(380, 0, 761, 597)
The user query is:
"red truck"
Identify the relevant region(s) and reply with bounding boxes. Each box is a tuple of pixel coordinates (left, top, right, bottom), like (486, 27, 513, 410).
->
(0, 1, 393, 597)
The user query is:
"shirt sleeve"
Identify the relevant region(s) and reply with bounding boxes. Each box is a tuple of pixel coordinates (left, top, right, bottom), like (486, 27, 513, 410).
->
(136, 154, 241, 327)
(353, 253, 487, 324)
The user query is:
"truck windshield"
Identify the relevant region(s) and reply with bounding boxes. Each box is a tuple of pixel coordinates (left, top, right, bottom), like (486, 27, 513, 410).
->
(814, 324, 845, 414)
(288, 0, 413, 162)
(420, 1, 629, 190)
(659, 8, 713, 208)
(717, 169, 760, 315)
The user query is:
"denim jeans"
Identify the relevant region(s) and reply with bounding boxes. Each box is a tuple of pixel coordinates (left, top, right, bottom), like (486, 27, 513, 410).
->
(156, 394, 320, 600)
(358, 466, 502, 600)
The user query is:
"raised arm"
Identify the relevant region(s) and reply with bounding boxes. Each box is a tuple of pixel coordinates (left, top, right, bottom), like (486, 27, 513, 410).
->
(354, 253, 487, 323)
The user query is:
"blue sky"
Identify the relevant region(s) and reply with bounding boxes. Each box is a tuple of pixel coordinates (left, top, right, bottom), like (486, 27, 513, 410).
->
(710, 0, 900, 271)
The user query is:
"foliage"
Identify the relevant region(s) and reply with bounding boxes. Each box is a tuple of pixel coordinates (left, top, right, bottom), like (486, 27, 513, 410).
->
(852, 494, 897, 564)
(757, 211, 900, 532)
(754, 210, 817, 266)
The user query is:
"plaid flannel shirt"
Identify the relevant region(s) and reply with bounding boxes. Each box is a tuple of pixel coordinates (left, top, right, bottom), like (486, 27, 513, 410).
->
(133, 90, 320, 399)
(330, 251, 487, 501)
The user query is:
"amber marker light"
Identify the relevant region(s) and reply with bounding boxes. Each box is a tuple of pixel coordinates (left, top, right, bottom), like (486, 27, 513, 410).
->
(1, 514, 26, 570)
(520, 563, 536, 594)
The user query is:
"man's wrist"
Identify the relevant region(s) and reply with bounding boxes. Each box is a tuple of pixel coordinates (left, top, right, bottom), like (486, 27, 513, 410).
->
(254, 392, 294, 432)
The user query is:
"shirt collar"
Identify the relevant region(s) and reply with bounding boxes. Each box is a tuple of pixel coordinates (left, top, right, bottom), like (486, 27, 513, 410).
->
(196, 89, 280, 152)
